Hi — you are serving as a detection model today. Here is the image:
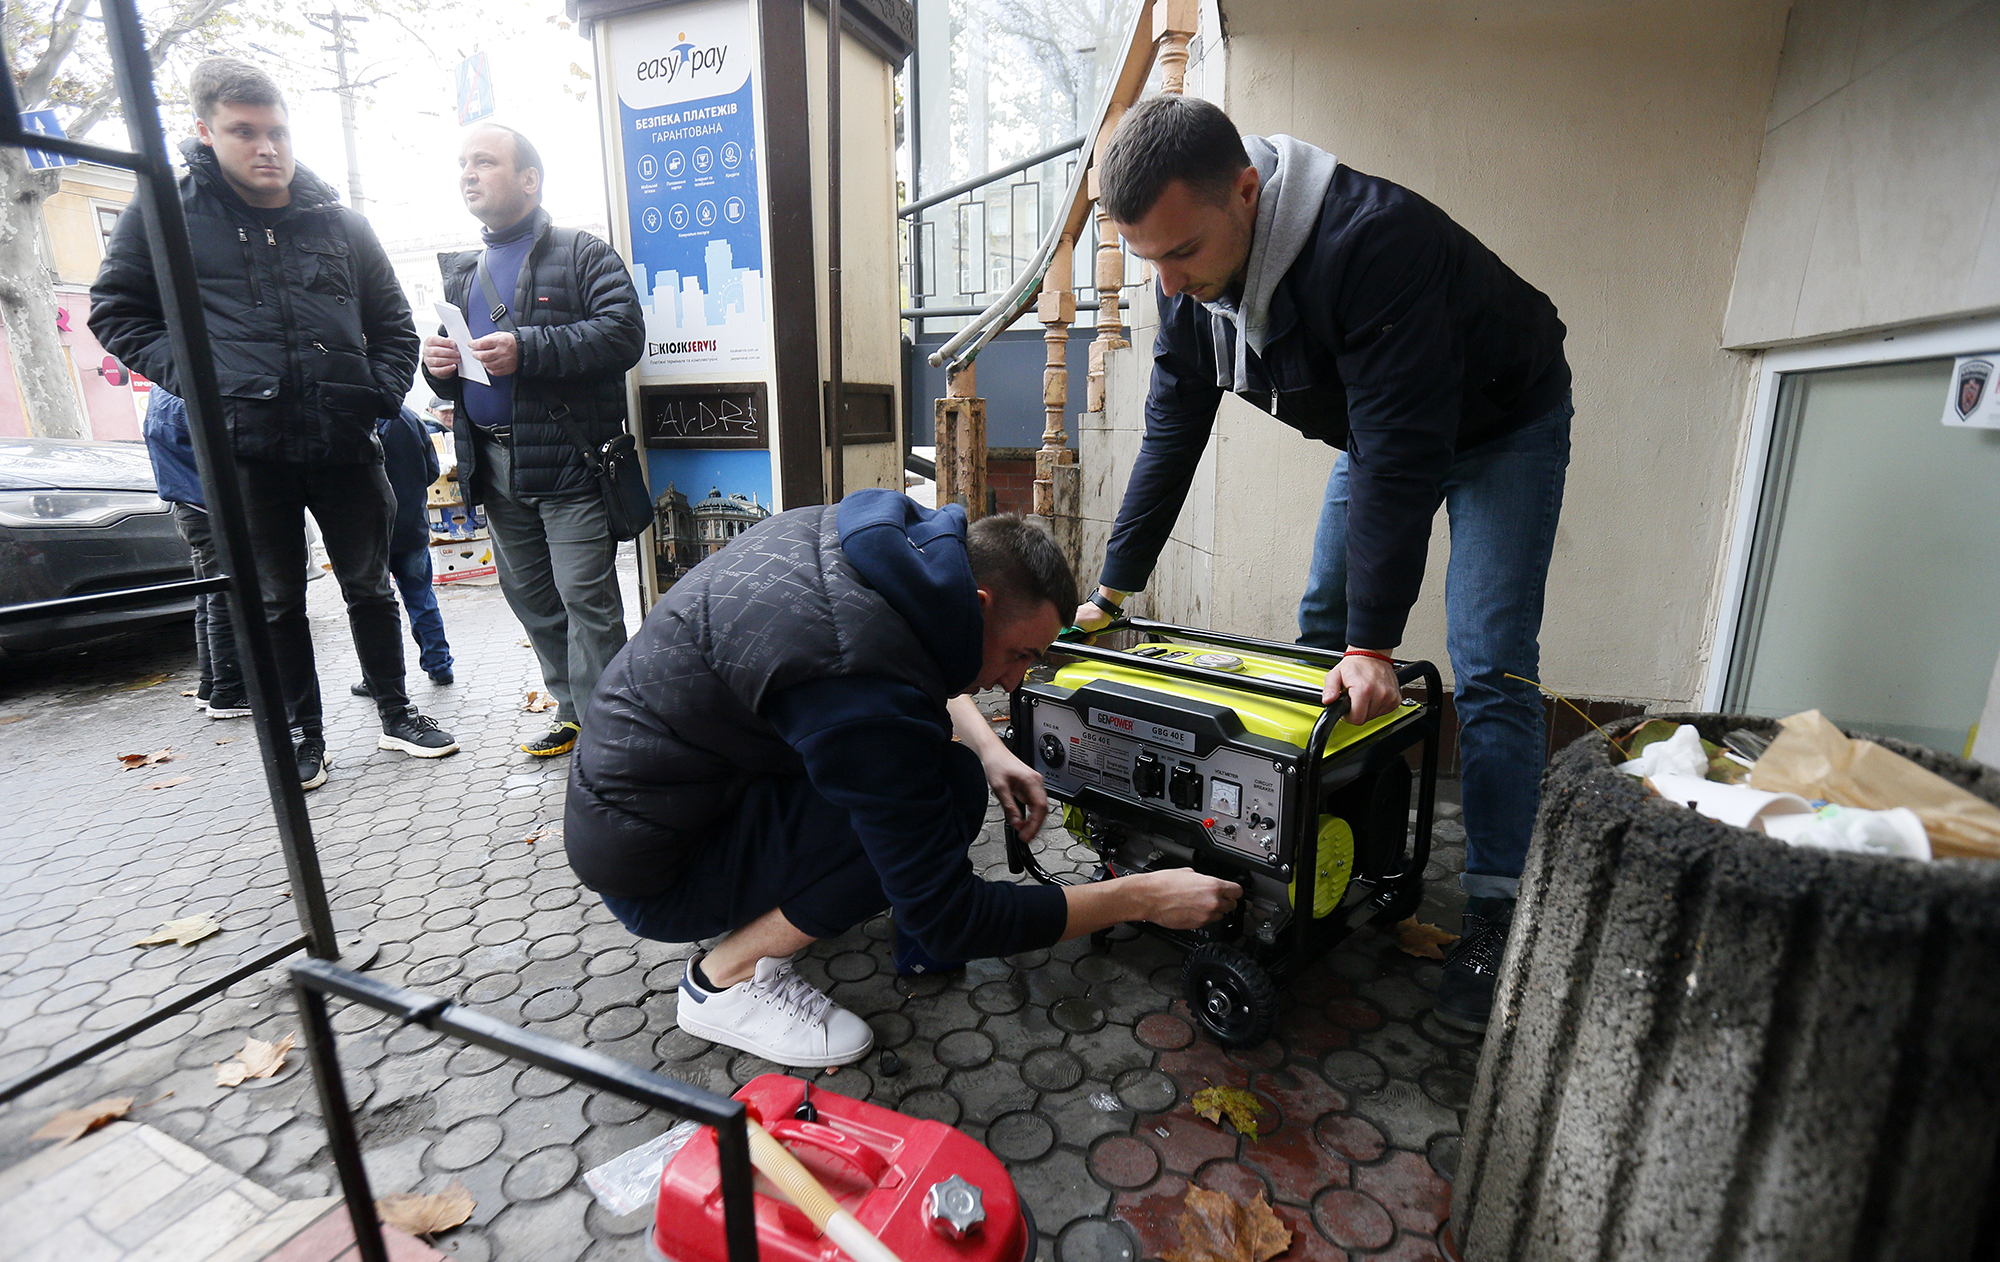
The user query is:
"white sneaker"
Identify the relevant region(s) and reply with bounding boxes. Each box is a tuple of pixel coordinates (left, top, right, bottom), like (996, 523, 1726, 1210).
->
(676, 956, 874, 1068)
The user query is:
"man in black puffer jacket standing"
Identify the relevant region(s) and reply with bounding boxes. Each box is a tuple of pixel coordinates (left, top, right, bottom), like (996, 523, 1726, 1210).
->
(423, 124, 644, 759)
(91, 57, 455, 791)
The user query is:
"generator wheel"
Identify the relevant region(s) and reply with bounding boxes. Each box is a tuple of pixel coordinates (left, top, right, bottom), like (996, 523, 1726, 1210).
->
(1182, 944, 1278, 1048)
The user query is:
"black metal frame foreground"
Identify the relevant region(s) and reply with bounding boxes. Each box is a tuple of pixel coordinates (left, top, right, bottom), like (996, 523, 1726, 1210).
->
(291, 960, 760, 1262)
(0, 0, 342, 1106)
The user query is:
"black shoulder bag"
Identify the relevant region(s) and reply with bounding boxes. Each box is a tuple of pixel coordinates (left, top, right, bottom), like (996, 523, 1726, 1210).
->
(475, 254, 652, 541)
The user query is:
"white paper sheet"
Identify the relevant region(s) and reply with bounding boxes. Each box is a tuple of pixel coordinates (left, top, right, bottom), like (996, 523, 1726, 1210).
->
(434, 300, 490, 385)
(1645, 772, 1813, 832)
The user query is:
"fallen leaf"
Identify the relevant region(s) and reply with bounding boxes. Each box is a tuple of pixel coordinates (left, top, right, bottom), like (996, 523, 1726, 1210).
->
(133, 915, 222, 947)
(1190, 1083, 1266, 1140)
(1707, 752, 1752, 785)
(520, 830, 542, 845)
(214, 737, 237, 746)
(145, 775, 193, 791)
(216, 1032, 296, 1086)
(1395, 917, 1459, 960)
(118, 747, 175, 768)
(517, 638, 532, 648)
(182, 689, 197, 697)
(823, 1065, 839, 1076)
(1162, 1187, 1291, 1262)
(521, 690, 556, 713)
(0, 715, 24, 725)
(376, 1181, 475, 1236)
(31, 1096, 133, 1145)
(119, 673, 170, 691)
(146, 1090, 175, 1105)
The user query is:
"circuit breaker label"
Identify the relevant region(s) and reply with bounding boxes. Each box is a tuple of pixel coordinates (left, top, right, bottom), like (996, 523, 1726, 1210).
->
(1088, 708, 1195, 752)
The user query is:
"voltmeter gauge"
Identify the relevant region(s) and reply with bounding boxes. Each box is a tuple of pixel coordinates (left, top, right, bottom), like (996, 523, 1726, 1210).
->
(1208, 777, 1242, 818)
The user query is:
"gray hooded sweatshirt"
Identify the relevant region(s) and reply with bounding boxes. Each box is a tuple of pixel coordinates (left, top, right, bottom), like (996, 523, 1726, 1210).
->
(1201, 134, 1341, 391)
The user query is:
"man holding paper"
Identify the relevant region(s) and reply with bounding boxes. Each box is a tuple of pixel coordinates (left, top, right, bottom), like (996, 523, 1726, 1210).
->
(423, 124, 645, 757)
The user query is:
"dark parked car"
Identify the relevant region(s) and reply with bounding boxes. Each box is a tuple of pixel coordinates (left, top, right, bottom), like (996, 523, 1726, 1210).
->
(0, 437, 195, 653)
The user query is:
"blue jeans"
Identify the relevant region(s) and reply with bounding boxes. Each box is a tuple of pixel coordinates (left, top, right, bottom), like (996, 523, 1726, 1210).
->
(389, 547, 453, 678)
(1298, 396, 1572, 899)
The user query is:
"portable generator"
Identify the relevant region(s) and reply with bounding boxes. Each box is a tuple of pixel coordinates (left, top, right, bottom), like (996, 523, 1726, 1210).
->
(1006, 618, 1441, 1047)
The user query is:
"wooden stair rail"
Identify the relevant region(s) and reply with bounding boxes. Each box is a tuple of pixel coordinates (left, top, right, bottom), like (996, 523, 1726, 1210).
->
(927, 0, 1198, 537)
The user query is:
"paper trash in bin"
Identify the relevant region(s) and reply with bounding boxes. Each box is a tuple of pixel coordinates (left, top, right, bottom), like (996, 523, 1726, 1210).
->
(1751, 710, 2000, 859)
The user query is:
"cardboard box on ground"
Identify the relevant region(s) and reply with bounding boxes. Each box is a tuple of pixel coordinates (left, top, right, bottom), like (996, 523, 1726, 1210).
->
(426, 430, 497, 583)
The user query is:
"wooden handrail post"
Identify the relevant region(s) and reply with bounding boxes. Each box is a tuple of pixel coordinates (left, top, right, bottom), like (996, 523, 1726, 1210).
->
(1035, 238, 1082, 575)
(935, 361, 987, 519)
(1035, 238, 1076, 513)
(1155, 0, 1198, 95)
(1086, 103, 1131, 416)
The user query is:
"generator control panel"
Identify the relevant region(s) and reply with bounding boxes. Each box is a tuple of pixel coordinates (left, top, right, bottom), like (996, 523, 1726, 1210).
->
(1019, 683, 1297, 866)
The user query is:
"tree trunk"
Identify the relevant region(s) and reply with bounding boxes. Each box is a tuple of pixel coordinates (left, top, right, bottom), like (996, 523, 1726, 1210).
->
(0, 145, 91, 440)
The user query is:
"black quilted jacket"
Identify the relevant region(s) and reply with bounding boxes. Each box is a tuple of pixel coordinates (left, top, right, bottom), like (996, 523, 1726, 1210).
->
(89, 141, 418, 464)
(426, 209, 644, 498)
(565, 502, 950, 897)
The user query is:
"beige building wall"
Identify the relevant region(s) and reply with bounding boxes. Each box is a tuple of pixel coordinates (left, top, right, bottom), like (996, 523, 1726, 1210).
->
(43, 164, 135, 284)
(1722, 0, 2000, 347)
(1081, 0, 1791, 705)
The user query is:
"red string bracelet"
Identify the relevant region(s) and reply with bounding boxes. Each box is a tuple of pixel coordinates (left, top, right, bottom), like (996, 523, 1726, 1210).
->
(1343, 648, 1395, 664)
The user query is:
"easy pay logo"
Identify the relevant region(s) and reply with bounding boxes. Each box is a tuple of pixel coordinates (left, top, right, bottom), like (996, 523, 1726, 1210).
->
(636, 30, 728, 84)
(615, 2, 749, 109)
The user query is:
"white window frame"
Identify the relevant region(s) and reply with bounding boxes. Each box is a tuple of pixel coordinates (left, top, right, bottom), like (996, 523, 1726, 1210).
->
(1701, 314, 2000, 709)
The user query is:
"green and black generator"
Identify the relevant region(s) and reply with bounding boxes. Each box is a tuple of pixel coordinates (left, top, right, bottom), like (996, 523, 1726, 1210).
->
(1006, 618, 1442, 1047)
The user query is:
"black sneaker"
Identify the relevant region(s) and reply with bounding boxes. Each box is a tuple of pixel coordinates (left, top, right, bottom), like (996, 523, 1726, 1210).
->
(349, 680, 372, 697)
(1435, 899, 1514, 1033)
(296, 735, 330, 790)
(520, 720, 580, 757)
(429, 668, 454, 685)
(379, 710, 460, 758)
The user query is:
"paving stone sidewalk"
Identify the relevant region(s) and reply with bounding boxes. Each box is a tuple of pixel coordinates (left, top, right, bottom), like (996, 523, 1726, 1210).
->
(0, 564, 1477, 1261)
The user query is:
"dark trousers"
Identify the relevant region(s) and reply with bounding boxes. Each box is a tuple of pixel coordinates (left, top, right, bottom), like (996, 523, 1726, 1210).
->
(389, 547, 453, 677)
(171, 504, 244, 707)
(236, 457, 407, 736)
(475, 433, 627, 726)
(600, 742, 989, 944)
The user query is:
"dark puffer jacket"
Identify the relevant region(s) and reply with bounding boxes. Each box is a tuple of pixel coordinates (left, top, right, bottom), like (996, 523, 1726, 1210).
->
(90, 140, 418, 464)
(425, 209, 644, 499)
(566, 499, 954, 894)
(566, 490, 1070, 959)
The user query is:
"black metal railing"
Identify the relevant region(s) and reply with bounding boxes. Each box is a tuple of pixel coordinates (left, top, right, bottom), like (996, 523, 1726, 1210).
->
(291, 960, 759, 1262)
(0, 0, 343, 1106)
(901, 136, 1083, 331)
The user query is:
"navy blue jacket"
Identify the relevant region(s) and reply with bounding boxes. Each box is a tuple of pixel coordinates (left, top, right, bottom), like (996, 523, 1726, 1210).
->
(378, 406, 441, 554)
(569, 490, 1067, 961)
(1103, 164, 1570, 648)
(142, 389, 203, 508)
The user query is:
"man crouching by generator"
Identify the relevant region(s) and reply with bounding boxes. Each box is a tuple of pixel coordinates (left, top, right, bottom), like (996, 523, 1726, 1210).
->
(565, 492, 1241, 1067)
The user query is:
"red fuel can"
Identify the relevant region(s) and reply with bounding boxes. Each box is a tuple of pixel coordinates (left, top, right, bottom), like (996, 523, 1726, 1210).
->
(652, 1075, 1033, 1262)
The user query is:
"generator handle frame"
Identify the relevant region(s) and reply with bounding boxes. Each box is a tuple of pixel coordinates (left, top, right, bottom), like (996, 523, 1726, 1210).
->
(1025, 619, 1443, 901)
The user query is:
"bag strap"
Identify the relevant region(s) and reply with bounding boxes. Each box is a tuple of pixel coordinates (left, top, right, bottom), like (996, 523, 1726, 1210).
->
(474, 253, 518, 336)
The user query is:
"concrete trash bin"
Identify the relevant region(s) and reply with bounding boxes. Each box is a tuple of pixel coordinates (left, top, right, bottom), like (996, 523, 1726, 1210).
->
(1449, 713, 2000, 1262)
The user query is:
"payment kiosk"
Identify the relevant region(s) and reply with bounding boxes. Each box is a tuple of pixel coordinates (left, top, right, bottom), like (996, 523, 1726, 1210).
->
(569, 0, 914, 603)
